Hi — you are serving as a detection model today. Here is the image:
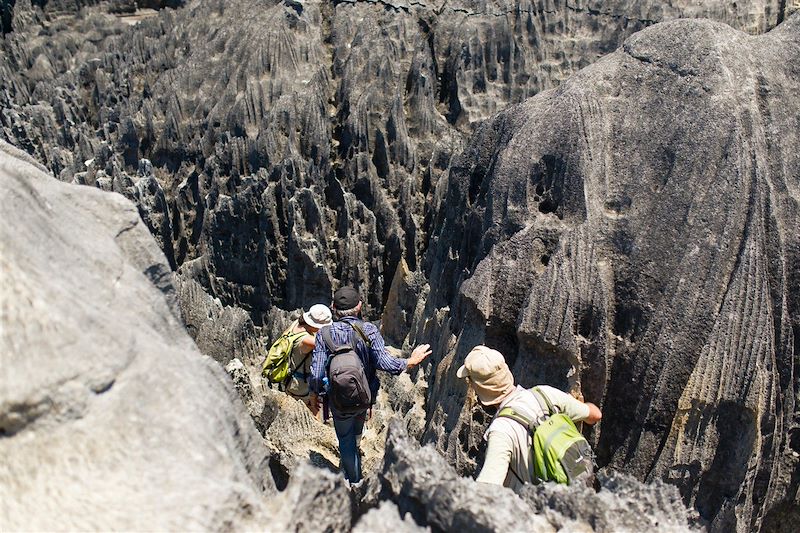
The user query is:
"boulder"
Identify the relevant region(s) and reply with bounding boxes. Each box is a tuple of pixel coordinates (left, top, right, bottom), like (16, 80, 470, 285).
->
(362, 422, 694, 532)
(0, 140, 272, 530)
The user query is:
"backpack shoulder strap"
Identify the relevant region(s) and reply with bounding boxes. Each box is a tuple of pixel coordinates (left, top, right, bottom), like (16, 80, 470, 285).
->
(287, 330, 307, 343)
(497, 406, 538, 433)
(280, 321, 306, 343)
(531, 386, 559, 416)
(350, 321, 372, 348)
(289, 350, 314, 380)
(320, 325, 337, 351)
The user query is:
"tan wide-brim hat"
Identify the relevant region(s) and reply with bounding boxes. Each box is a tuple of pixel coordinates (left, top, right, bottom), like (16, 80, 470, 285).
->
(303, 304, 332, 329)
(456, 345, 515, 405)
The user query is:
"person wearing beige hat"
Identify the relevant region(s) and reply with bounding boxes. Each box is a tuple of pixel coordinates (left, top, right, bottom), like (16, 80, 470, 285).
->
(283, 304, 333, 415)
(458, 345, 602, 488)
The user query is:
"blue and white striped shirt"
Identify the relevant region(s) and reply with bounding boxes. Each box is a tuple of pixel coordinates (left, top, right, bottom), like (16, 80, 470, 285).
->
(309, 316, 407, 399)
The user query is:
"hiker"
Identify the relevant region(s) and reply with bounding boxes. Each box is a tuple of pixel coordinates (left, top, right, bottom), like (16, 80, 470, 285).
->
(458, 345, 602, 488)
(262, 304, 332, 415)
(309, 286, 432, 484)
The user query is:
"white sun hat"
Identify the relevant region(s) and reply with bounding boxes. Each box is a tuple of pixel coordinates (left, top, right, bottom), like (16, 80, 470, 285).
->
(302, 304, 332, 329)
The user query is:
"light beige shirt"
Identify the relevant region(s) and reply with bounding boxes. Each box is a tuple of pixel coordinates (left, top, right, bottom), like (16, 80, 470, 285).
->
(475, 385, 590, 488)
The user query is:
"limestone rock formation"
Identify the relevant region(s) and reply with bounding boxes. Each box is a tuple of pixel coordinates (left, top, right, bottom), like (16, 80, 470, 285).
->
(357, 421, 695, 532)
(1, 0, 793, 325)
(0, 123, 701, 532)
(353, 501, 428, 533)
(3, 1, 800, 531)
(176, 274, 262, 367)
(0, 140, 273, 529)
(415, 14, 800, 533)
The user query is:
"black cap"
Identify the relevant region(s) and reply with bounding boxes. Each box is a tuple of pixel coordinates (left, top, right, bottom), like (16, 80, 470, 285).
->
(333, 286, 361, 309)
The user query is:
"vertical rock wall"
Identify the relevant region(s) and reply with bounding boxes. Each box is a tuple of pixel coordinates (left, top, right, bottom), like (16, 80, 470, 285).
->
(414, 15, 800, 532)
(0, 140, 274, 530)
(2, 1, 799, 530)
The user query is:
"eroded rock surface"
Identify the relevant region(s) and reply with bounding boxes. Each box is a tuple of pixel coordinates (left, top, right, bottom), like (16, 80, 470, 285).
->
(356, 421, 694, 532)
(1, 116, 701, 532)
(414, 14, 800, 533)
(1, 0, 793, 324)
(3, 1, 799, 531)
(0, 140, 273, 530)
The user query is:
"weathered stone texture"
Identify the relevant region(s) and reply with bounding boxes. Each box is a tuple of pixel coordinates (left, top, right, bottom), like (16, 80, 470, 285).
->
(2, 1, 799, 531)
(1, 0, 792, 323)
(176, 274, 262, 367)
(416, 14, 800, 533)
(353, 501, 428, 533)
(0, 140, 273, 530)
(360, 422, 694, 532)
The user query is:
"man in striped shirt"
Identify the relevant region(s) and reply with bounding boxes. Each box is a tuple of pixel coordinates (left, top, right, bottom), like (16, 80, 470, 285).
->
(309, 286, 431, 483)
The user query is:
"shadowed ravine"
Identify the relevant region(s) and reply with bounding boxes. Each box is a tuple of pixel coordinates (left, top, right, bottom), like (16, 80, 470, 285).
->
(1, 1, 799, 531)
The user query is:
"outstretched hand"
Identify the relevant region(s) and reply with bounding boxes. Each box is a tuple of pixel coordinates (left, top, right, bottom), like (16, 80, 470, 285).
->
(406, 343, 432, 370)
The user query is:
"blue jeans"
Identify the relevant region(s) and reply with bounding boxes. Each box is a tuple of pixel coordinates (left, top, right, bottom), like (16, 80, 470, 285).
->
(333, 411, 366, 483)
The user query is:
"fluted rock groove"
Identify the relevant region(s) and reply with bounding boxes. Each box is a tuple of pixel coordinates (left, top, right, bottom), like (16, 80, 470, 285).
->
(1, 0, 799, 531)
(418, 14, 800, 533)
(2, 0, 793, 319)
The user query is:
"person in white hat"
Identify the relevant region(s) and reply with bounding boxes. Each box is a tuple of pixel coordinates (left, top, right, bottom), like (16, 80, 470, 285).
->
(457, 345, 602, 488)
(283, 304, 333, 415)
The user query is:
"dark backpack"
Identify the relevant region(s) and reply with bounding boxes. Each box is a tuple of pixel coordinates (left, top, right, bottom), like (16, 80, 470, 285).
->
(497, 387, 594, 485)
(320, 322, 372, 414)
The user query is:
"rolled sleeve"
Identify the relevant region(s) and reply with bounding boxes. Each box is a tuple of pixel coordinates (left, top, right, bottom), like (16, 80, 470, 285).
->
(476, 431, 513, 485)
(538, 385, 591, 421)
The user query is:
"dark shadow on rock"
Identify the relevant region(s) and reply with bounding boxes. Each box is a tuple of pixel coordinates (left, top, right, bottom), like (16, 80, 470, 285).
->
(309, 450, 339, 474)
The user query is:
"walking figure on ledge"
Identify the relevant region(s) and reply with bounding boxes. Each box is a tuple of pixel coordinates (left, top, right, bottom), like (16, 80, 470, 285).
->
(309, 286, 431, 484)
(262, 304, 332, 416)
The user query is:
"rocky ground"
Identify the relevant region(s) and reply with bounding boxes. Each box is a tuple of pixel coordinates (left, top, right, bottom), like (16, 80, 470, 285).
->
(1, 139, 698, 531)
(2, 0, 799, 531)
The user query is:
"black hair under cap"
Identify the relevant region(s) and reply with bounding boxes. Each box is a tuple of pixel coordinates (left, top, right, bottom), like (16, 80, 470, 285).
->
(333, 286, 360, 309)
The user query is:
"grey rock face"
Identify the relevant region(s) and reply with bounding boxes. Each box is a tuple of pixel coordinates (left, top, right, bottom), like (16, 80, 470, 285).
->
(416, 15, 800, 533)
(3, 1, 799, 530)
(268, 463, 354, 533)
(1, 0, 792, 324)
(0, 110, 702, 532)
(360, 421, 694, 532)
(176, 274, 262, 367)
(365, 421, 551, 531)
(353, 501, 428, 533)
(0, 140, 273, 530)
(520, 471, 697, 532)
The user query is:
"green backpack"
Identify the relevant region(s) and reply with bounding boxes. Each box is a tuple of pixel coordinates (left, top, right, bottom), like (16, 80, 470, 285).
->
(497, 386, 593, 485)
(262, 326, 308, 386)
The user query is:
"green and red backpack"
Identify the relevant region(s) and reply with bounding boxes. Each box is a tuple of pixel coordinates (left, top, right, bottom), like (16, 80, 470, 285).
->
(497, 386, 594, 484)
